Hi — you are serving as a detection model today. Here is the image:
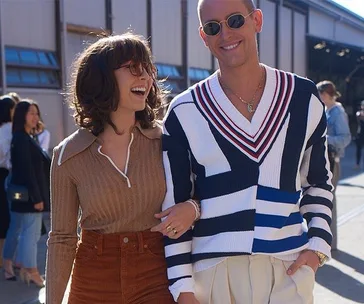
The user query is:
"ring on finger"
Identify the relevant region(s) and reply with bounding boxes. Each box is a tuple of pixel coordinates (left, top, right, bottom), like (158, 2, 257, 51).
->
(166, 225, 172, 232)
(172, 228, 178, 235)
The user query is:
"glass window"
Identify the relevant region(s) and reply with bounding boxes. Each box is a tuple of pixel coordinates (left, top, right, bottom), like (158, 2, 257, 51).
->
(20, 70, 39, 84)
(6, 68, 21, 84)
(47, 52, 59, 67)
(38, 52, 50, 66)
(19, 50, 39, 65)
(5, 48, 20, 64)
(5, 47, 60, 88)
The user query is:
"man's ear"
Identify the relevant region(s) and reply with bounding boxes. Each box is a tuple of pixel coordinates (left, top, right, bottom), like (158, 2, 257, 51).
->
(253, 9, 263, 33)
(199, 26, 209, 48)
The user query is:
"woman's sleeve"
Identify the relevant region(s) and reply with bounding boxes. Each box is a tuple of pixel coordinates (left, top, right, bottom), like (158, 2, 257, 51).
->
(45, 146, 80, 304)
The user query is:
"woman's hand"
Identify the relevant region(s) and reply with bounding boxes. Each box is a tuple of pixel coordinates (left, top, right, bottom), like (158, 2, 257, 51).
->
(34, 201, 44, 211)
(151, 200, 199, 239)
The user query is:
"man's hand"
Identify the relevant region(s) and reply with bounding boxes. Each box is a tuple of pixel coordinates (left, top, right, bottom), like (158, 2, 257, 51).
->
(151, 201, 197, 239)
(178, 292, 200, 304)
(287, 250, 320, 275)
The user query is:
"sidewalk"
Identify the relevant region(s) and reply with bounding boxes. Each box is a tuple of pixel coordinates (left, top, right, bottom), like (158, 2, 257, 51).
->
(1, 145, 364, 304)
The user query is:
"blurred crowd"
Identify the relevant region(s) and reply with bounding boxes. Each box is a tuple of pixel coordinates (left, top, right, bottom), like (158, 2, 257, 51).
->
(0, 92, 50, 288)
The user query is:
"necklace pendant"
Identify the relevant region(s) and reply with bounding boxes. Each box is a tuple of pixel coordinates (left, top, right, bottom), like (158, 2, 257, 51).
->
(247, 103, 255, 113)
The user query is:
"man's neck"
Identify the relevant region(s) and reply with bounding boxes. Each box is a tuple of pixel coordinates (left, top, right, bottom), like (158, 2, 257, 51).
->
(218, 61, 263, 94)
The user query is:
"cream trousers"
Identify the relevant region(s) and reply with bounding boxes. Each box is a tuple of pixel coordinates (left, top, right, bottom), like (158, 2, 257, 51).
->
(194, 255, 315, 304)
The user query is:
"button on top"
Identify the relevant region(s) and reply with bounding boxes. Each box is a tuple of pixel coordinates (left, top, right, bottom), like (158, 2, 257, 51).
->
(123, 237, 129, 243)
(144, 244, 148, 248)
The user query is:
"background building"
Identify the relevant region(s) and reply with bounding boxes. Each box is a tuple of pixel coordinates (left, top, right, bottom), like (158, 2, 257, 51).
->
(0, 0, 363, 150)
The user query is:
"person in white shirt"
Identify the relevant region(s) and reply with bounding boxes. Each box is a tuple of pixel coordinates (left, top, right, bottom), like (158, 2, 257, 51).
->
(0, 95, 16, 274)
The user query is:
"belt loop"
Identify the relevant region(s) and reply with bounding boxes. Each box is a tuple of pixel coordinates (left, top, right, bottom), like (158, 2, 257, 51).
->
(96, 234, 103, 256)
(137, 232, 144, 253)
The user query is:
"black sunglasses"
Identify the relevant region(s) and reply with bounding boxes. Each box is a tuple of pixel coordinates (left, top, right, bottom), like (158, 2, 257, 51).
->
(202, 11, 255, 36)
(118, 62, 157, 77)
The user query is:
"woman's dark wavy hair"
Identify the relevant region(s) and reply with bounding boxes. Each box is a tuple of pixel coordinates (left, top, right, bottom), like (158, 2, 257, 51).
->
(68, 32, 165, 135)
(0, 95, 16, 126)
(12, 99, 39, 133)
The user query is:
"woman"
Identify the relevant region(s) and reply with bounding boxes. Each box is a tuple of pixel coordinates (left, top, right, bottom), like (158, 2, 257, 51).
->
(2, 100, 50, 286)
(316, 81, 351, 180)
(46, 33, 199, 304)
(0, 95, 16, 275)
(317, 80, 351, 250)
(355, 100, 364, 169)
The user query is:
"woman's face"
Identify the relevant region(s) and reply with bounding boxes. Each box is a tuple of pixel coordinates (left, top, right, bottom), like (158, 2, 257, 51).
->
(25, 105, 40, 131)
(113, 61, 153, 113)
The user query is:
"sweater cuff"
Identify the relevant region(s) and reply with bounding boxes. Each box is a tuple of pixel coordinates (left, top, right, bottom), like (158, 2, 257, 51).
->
(307, 236, 332, 259)
(169, 277, 195, 302)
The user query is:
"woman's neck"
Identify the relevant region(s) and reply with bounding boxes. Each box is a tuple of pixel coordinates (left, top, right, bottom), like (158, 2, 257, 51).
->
(326, 99, 337, 110)
(103, 110, 136, 138)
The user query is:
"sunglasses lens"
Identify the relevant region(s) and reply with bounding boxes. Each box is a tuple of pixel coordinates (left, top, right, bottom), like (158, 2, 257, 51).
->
(130, 63, 143, 76)
(227, 14, 245, 29)
(203, 22, 221, 36)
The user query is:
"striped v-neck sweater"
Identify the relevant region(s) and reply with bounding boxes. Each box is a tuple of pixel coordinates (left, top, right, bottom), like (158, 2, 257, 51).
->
(162, 65, 333, 301)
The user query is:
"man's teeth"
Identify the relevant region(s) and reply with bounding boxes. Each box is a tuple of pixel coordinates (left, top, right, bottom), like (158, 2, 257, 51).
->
(131, 87, 146, 93)
(223, 43, 239, 50)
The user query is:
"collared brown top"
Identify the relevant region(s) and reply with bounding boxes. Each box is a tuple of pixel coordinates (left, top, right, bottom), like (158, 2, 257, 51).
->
(46, 123, 166, 304)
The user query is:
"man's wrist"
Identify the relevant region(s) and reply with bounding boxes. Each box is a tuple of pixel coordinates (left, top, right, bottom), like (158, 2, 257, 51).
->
(312, 250, 328, 267)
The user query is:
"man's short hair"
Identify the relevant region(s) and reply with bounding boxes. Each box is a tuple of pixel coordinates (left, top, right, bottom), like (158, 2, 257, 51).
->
(197, 0, 257, 23)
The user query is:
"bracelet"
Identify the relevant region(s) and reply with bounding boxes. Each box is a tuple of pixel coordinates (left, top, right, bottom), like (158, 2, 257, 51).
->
(186, 199, 200, 221)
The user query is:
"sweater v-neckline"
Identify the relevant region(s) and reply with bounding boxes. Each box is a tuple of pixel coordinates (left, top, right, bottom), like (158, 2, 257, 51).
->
(192, 65, 295, 162)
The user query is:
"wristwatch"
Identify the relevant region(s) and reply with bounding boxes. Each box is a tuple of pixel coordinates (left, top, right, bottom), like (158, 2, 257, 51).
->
(314, 250, 328, 267)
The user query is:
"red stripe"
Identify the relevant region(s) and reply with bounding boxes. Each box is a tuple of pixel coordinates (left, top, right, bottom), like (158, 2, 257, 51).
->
(194, 70, 293, 160)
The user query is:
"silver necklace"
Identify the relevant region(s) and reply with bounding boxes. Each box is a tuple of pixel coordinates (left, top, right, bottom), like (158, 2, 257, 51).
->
(220, 67, 265, 113)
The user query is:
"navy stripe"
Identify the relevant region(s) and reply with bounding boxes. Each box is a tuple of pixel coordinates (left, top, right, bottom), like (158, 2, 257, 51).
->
(252, 232, 308, 253)
(257, 185, 300, 203)
(193, 210, 255, 237)
(280, 75, 310, 191)
(169, 275, 192, 286)
(304, 212, 332, 226)
(300, 195, 333, 209)
(163, 111, 193, 204)
(166, 253, 191, 268)
(197, 170, 257, 200)
(308, 227, 332, 245)
(164, 230, 192, 246)
(192, 251, 250, 263)
(255, 211, 303, 228)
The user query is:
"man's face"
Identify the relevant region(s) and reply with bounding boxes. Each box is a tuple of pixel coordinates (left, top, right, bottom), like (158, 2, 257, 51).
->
(199, 0, 262, 70)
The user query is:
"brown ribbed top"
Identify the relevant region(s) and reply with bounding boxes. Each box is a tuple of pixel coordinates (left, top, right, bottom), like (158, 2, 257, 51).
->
(45, 124, 166, 304)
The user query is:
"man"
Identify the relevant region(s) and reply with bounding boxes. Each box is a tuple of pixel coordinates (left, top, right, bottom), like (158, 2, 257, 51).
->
(161, 0, 333, 303)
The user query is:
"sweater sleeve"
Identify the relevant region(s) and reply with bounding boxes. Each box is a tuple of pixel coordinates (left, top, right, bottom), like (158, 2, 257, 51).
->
(46, 146, 80, 304)
(162, 108, 195, 302)
(300, 94, 334, 258)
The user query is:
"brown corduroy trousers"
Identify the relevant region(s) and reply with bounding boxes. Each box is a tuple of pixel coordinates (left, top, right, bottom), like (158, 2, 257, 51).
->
(68, 229, 175, 304)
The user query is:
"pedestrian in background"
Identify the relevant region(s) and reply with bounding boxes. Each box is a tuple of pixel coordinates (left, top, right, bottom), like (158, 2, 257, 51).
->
(0, 95, 16, 275)
(2, 100, 50, 287)
(46, 33, 198, 304)
(317, 80, 351, 250)
(355, 100, 364, 169)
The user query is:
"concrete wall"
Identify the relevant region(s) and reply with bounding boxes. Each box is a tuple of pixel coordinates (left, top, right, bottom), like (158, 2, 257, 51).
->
(259, 0, 276, 68)
(64, 0, 105, 29)
(112, 0, 147, 37)
(151, 0, 182, 65)
(1, 0, 56, 50)
(187, 0, 211, 69)
(308, 8, 364, 48)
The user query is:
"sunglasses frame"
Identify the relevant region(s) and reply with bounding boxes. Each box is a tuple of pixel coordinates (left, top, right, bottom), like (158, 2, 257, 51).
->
(118, 62, 156, 77)
(202, 10, 256, 36)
